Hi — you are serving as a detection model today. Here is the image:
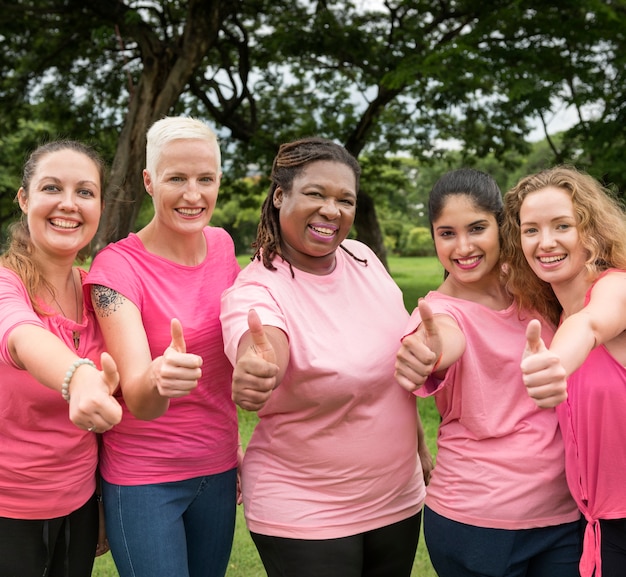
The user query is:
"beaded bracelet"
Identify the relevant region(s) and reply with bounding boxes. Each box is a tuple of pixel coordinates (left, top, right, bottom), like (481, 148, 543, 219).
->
(62, 358, 97, 402)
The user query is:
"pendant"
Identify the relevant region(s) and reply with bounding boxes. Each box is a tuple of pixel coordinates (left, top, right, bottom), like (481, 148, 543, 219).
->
(73, 330, 80, 350)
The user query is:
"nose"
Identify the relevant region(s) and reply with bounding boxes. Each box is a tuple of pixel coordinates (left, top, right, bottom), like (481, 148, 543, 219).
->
(58, 191, 78, 211)
(319, 198, 341, 219)
(183, 180, 201, 202)
(456, 234, 474, 254)
(538, 229, 557, 249)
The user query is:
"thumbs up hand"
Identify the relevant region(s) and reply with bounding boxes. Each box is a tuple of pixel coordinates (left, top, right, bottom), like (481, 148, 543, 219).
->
(521, 319, 567, 408)
(395, 300, 444, 392)
(153, 318, 203, 398)
(232, 309, 280, 412)
(68, 351, 123, 433)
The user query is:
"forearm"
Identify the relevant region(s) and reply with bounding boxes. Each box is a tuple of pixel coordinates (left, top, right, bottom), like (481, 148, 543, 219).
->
(122, 364, 171, 420)
(9, 324, 86, 393)
(549, 312, 599, 377)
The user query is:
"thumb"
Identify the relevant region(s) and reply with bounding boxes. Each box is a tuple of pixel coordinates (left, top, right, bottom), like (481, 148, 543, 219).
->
(247, 309, 275, 361)
(525, 319, 546, 355)
(100, 351, 119, 395)
(418, 299, 437, 342)
(169, 318, 186, 354)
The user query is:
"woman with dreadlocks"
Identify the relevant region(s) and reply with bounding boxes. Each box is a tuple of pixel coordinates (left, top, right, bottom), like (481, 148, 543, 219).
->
(220, 136, 428, 577)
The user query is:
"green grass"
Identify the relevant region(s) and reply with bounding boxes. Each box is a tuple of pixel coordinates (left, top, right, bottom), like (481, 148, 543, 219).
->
(92, 256, 441, 577)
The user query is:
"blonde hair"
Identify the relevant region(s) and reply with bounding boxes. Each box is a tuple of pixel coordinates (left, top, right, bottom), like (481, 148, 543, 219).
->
(145, 116, 221, 177)
(501, 165, 626, 325)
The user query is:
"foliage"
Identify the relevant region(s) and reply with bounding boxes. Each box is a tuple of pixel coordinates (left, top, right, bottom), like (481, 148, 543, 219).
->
(1, 0, 625, 265)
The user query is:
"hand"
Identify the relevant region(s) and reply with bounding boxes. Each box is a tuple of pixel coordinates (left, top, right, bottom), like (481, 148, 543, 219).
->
(521, 319, 568, 408)
(395, 300, 443, 392)
(69, 352, 123, 432)
(232, 309, 279, 412)
(418, 443, 434, 486)
(95, 496, 110, 557)
(152, 318, 203, 398)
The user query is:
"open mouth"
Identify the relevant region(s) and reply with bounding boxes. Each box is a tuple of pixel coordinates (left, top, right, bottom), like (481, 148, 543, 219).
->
(49, 218, 80, 229)
(538, 255, 566, 264)
(176, 207, 205, 217)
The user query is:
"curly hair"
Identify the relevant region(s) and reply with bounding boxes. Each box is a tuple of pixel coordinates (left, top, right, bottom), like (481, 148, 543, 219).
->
(253, 136, 365, 275)
(1, 140, 106, 315)
(501, 165, 626, 326)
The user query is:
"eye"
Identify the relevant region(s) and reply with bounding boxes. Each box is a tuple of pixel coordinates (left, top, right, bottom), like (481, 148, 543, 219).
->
(470, 225, 486, 234)
(77, 188, 96, 198)
(521, 226, 538, 235)
(556, 223, 571, 231)
(339, 198, 355, 206)
(438, 230, 454, 238)
(42, 184, 60, 193)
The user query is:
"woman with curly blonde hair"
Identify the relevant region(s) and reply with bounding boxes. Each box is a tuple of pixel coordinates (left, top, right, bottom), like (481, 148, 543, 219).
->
(501, 165, 626, 577)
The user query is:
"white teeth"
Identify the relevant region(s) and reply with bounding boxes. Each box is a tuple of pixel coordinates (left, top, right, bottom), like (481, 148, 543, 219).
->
(310, 225, 335, 236)
(177, 208, 203, 216)
(457, 256, 480, 265)
(539, 255, 565, 263)
(50, 219, 79, 229)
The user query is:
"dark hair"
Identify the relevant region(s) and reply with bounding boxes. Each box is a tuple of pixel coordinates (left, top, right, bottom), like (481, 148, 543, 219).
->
(428, 168, 503, 280)
(428, 168, 503, 238)
(2, 140, 107, 314)
(253, 137, 364, 274)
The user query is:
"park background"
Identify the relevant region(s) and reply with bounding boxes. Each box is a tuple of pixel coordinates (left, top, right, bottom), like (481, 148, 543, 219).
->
(2, 1, 624, 575)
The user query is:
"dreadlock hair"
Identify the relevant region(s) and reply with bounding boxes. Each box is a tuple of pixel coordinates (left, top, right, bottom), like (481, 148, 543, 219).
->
(253, 136, 366, 276)
(1, 140, 106, 315)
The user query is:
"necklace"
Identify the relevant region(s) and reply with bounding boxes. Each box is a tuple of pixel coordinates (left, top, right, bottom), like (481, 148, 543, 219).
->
(49, 270, 81, 350)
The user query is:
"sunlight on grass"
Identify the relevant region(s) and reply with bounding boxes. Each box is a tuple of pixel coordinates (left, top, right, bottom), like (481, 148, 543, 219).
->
(92, 257, 440, 577)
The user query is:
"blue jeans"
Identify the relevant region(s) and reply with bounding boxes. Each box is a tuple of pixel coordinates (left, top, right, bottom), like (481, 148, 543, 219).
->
(102, 469, 237, 577)
(424, 506, 582, 577)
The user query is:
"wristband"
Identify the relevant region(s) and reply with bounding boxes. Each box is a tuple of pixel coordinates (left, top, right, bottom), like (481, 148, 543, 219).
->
(62, 358, 97, 402)
(432, 352, 443, 372)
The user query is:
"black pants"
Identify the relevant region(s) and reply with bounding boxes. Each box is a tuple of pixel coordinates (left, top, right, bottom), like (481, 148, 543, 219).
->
(598, 518, 626, 576)
(0, 495, 99, 577)
(250, 511, 421, 577)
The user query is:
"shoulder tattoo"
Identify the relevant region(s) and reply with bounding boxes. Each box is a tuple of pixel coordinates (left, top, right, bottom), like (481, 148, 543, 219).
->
(92, 284, 126, 317)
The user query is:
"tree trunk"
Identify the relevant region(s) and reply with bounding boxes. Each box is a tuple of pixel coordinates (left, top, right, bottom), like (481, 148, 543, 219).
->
(354, 191, 387, 269)
(93, 0, 227, 252)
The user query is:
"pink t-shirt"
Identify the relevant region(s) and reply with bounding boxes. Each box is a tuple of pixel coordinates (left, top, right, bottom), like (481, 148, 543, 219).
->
(220, 240, 425, 539)
(0, 267, 99, 519)
(407, 291, 579, 530)
(86, 227, 240, 485)
(559, 270, 626, 577)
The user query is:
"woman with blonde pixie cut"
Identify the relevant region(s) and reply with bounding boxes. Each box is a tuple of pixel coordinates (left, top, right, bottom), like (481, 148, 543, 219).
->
(501, 165, 626, 577)
(87, 116, 240, 577)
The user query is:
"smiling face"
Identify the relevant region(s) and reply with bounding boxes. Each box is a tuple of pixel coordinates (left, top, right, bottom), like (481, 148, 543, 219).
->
(519, 186, 589, 288)
(433, 194, 501, 286)
(143, 138, 221, 237)
(274, 160, 357, 274)
(18, 148, 103, 262)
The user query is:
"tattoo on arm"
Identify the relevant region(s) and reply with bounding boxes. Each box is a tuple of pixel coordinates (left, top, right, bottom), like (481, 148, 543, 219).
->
(92, 285, 126, 317)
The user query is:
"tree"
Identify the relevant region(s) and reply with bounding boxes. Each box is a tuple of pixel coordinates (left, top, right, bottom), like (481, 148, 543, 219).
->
(1, 0, 624, 265)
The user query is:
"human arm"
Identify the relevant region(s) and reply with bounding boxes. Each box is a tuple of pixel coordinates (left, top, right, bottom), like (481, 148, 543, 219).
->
(91, 285, 202, 420)
(521, 272, 626, 408)
(232, 309, 289, 412)
(416, 405, 433, 485)
(395, 299, 466, 392)
(7, 324, 122, 431)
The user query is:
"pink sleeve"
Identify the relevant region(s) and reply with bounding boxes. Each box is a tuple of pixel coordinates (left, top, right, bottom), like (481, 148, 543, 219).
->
(0, 268, 45, 367)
